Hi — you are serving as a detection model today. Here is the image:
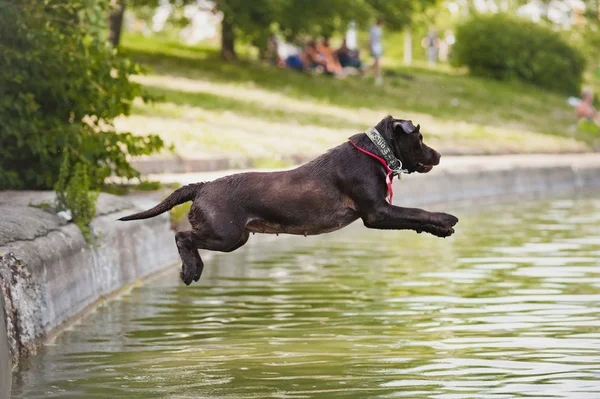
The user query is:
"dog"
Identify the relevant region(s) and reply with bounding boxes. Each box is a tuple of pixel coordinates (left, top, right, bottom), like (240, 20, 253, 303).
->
(120, 116, 459, 285)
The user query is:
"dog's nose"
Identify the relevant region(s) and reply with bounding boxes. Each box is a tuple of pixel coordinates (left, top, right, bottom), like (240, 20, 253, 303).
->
(433, 151, 441, 165)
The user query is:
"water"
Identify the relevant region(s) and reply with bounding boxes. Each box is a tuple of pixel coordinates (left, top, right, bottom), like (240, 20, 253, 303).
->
(10, 196, 600, 399)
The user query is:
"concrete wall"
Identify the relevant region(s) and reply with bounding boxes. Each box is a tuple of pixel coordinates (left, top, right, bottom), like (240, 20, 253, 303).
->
(391, 154, 600, 208)
(0, 192, 179, 366)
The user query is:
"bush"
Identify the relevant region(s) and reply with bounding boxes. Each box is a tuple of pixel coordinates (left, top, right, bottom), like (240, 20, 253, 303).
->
(452, 14, 585, 94)
(55, 154, 99, 244)
(0, 0, 164, 190)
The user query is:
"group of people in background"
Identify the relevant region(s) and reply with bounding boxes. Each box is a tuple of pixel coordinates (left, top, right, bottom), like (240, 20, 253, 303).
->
(266, 19, 455, 86)
(266, 19, 598, 132)
(266, 18, 385, 84)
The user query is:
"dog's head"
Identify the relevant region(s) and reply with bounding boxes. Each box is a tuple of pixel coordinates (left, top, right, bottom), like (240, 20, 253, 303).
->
(375, 116, 440, 174)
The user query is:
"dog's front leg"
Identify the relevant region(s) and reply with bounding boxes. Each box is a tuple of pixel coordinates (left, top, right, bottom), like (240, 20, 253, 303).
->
(362, 205, 458, 238)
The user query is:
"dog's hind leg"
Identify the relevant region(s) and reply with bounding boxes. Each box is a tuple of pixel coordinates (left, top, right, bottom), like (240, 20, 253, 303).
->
(175, 231, 203, 285)
(175, 229, 250, 285)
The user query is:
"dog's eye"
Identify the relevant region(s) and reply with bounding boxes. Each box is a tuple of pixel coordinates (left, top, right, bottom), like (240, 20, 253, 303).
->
(419, 134, 423, 141)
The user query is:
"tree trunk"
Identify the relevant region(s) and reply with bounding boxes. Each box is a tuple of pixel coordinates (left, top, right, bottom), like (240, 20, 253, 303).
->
(108, 0, 126, 47)
(220, 13, 236, 60)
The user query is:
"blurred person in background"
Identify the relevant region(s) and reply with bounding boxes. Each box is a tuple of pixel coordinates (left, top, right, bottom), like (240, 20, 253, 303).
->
(317, 37, 344, 77)
(438, 30, 455, 63)
(369, 17, 384, 85)
(265, 35, 285, 68)
(336, 39, 362, 71)
(275, 36, 305, 72)
(422, 28, 439, 65)
(346, 20, 358, 52)
(577, 88, 600, 126)
(304, 40, 327, 72)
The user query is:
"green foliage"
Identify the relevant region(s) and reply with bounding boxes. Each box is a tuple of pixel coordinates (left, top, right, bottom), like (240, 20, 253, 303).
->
(577, 119, 600, 136)
(28, 201, 53, 211)
(575, 1, 600, 68)
(0, 0, 165, 190)
(452, 14, 586, 94)
(130, 0, 438, 55)
(55, 153, 99, 244)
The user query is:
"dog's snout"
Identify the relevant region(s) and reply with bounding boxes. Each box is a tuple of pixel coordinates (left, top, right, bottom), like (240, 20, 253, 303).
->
(432, 151, 441, 165)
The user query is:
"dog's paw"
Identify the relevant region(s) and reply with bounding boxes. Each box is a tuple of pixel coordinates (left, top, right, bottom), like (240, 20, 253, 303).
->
(433, 212, 459, 228)
(437, 226, 455, 238)
(421, 224, 455, 238)
(180, 263, 196, 286)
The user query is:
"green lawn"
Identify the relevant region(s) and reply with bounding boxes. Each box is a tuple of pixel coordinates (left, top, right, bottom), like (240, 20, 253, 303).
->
(118, 34, 595, 166)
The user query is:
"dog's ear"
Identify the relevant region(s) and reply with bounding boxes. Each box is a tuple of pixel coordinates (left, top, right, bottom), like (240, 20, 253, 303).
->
(393, 120, 419, 134)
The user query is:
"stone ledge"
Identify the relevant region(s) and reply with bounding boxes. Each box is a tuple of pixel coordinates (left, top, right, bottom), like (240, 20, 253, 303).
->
(0, 192, 179, 368)
(130, 150, 594, 175)
(131, 155, 232, 175)
(0, 192, 135, 246)
(391, 158, 600, 208)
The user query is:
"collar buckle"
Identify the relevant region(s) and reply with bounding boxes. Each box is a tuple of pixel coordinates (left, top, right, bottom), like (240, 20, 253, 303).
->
(391, 167, 408, 179)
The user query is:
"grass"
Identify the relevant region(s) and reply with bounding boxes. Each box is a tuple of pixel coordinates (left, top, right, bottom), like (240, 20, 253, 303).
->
(118, 33, 595, 165)
(137, 86, 352, 128)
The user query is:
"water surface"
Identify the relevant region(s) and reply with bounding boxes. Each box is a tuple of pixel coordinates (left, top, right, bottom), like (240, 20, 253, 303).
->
(11, 196, 600, 398)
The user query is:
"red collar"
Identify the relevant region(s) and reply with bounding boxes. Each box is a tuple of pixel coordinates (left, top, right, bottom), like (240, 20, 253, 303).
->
(349, 140, 395, 204)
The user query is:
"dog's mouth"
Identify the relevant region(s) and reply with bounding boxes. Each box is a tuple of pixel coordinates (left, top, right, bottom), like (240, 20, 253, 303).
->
(417, 163, 434, 173)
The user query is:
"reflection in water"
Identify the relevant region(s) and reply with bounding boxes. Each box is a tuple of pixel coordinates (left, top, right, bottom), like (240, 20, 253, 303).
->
(10, 196, 600, 398)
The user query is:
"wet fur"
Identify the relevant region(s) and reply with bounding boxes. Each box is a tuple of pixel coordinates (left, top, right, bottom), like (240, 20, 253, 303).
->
(120, 116, 459, 285)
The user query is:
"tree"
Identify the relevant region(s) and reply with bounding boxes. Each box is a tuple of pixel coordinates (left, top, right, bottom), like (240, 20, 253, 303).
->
(109, 0, 201, 47)
(579, 1, 600, 69)
(213, 0, 283, 60)
(0, 0, 164, 189)
(120, 0, 439, 59)
(364, 0, 439, 65)
(109, 0, 126, 46)
(274, 0, 439, 38)
(220, 4, 236, 59)
(365, 0, 439, 30)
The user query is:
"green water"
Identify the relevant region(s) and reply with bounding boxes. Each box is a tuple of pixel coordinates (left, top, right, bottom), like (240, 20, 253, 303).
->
(10, 196, 600, 398)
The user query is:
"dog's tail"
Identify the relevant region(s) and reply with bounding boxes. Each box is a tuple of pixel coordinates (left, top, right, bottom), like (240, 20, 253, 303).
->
(119, 183, 203, 221)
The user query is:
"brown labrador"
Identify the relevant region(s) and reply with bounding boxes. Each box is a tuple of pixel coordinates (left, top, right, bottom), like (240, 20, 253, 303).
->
(120, 116, 459, 285)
